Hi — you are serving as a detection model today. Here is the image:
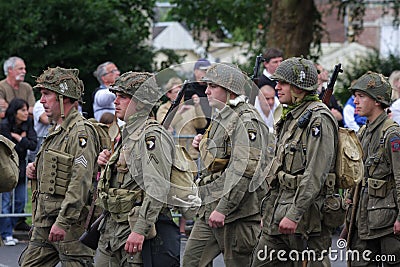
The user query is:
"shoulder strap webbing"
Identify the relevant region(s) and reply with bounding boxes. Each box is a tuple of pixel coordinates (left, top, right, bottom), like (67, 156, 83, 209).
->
(368, 119, 398, 177)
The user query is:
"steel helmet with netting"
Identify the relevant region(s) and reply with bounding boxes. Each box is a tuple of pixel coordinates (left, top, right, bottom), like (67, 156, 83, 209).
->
(201, 63, 246, 95)
(33, 67, 83, 100)
(110, 71, 161, 106)
(349, 71, 392, 107)
(271, 57, 318, 91)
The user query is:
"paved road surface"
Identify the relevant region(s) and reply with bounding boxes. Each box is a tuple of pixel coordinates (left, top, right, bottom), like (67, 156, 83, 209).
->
(0, 234, 347, 267)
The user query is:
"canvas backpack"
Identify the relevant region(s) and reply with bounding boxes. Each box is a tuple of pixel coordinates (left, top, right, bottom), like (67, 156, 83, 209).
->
(0, 135, 19, 193)
(86, 118, 112, 151)
(335, 127, 364, 189)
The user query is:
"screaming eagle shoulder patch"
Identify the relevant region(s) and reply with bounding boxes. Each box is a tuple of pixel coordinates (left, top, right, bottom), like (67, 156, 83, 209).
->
(145, 136, 156, 150)
(311, 125, 321, 137)
(248, 129, 257, 142)
(79, 136, 88, 148)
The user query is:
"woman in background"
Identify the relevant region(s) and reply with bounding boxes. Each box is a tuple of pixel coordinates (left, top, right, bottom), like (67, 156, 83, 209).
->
(0, 98, 37, 245)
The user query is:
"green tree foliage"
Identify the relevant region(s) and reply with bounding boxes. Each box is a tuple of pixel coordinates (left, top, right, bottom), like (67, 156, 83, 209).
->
(169, 0, 268, 53)
(169, 0, 323, 59)
(0, 0, 156, 115)
(170, 0, 400, 61)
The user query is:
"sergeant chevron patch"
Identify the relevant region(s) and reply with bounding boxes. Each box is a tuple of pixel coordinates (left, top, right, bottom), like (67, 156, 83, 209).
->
(75, 155, 88, 168)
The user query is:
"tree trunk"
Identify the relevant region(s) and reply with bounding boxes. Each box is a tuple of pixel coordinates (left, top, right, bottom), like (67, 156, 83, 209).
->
(268, 0, 318, 58)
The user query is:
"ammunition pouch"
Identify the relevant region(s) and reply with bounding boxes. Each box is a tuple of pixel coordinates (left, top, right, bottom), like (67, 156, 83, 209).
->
(322, 173, 347, 228)
(277, 171, 298, 190)
(367, 183, 397, 230)
(102, 188, 142, 223)
(41, 149, 74, 195)
(322, 194, 346, 228)
(367, 178, 395, 198)
(128, 206, 156, 240)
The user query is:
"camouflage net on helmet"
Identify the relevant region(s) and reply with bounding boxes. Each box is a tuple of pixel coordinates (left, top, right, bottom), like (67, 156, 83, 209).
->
(272, 57, 318, 91)
(34, 67, 83, 100)
(111, 71, 161, 107)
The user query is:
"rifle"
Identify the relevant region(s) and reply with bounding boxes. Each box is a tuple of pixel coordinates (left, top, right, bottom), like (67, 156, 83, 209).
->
(346, 181, 361, 267)
(79, 120, 120, 249)
(322, 63, 343, 106)
(249, 54, 265, 105)
(161, 80, 189, 129)
(79, 211, 109, 250)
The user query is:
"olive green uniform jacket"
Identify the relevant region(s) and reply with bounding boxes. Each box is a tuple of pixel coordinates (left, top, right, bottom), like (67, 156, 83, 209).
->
(356, 112, 400, 239)
(198, 100, 270, 223)
(264, 101, 338, 236)
(34, 108, 100, 231)
(97, 113, 174, 251)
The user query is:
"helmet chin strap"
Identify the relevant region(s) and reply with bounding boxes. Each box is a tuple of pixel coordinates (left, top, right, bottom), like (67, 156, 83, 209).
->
(225, 91, 231, 104)
(58, 95, 65, 119)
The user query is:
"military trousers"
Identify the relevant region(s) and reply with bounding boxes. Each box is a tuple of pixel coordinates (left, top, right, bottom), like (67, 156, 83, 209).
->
(19, 226, 95, 267)
(96, 214, 180, 267)
(182, 215, 260, 267)
(349, 229, 400, 266)
(250, 225, 332, 267)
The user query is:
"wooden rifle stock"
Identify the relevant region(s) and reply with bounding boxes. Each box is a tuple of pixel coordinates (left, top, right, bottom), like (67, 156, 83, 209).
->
(322, 63, 343, 106)
(161, 80, 189, 130)
(249, 54, 264, 105)
(346, 182, 361, 267)
(79, 211, 108, 250)
(79, 122, 119, 250)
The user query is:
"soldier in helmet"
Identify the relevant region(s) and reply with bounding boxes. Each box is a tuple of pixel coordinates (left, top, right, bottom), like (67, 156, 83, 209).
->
(96, 71, 180, 266)
(21, 67, 101, 266)
(347, 72, 400, 266)
(251, 57, 339, 267)
(182, 63, 270, 267)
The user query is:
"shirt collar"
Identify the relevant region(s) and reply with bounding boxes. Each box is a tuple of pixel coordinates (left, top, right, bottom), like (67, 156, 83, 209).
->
(365, 111, 388, 133)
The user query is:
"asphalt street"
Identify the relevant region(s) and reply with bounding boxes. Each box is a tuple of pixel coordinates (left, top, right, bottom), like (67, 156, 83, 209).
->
(0, 234, 347, 267)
